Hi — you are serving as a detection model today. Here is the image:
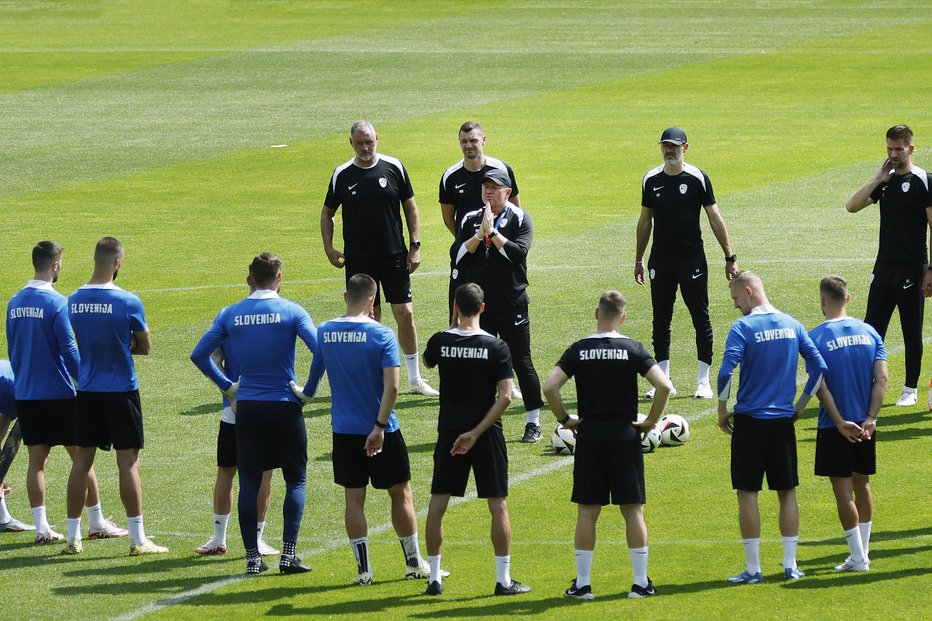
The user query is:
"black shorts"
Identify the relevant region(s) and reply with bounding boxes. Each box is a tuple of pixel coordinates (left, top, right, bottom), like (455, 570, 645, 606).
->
(345, 252, 412, 305)
(431, 426, 508, 499)
(815, 426, 877, 478)
(75, 391, 144, 451)
(217, 421, 280, 470)
(235, 401, 306, 484)
(731, 414, 798, 492)
(16, 399, 77, 447)
(572, 436, 646, 506)
(332, 430, 411, 489)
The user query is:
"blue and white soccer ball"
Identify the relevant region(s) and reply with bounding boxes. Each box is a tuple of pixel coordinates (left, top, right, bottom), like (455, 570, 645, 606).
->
(658, 414, 690, 446)
(637, 414, 661, 453)
(551, 425, 577, 455)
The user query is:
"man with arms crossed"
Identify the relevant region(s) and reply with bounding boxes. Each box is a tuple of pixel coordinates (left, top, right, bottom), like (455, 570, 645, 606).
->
(845, 124, 932, 407)
(8, 241, 124, 547)
(543, 291, 673, 600)
(421, 283, 530, 597)
(297, 274, 440, 585)
(65, 237, 159, 555)
(636, 126, 738, 399)
(192, 253, 317, 575)
(321, 120, 437, 397)
(718, 271, 827, 583)
(795, 276, 887, 572)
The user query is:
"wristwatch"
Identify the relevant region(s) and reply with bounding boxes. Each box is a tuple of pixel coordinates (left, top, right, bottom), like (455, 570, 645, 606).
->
(725, 254, 737, 263)
(410, 240, 421, 249)
(488, 229, 499, 238)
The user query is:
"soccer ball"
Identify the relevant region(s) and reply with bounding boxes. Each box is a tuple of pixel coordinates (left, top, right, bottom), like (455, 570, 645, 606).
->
(658, 414, 690, 446)
(636, 414, 661, 453)
(551, 425, 577, 455)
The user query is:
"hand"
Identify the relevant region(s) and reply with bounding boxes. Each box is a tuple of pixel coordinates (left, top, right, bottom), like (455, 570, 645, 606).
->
(725, 261, 738, 281)
(0, 482, 9, 499)
(634, 262, 645, 285)
(289, 380, 312, 403)
(922, 270, 932, 298)
(365, 427, 385, 457)
(718, 409, 734, 435)
(229, 399, 237, 415)
(837, 420, 864, 443)
(130, 334, 137, 352)
(407, 247, 421, 273)
(451, 431, 477, 455)
(632, 416, 655, 435)
(325, 247, 345, 269)
(861, 417, 877, 440)
(480, 204, 494, 236)
(224, 381, 239, 400)
(562, 415, 581, 430)
(874, 158, 895, 183)
(792, 406, 804, 423)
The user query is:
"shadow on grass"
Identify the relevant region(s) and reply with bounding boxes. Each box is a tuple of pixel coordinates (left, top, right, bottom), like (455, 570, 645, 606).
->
(178, 403, 219, 417)
(800, 525, 932, 547)
(782, 565, 932, 589)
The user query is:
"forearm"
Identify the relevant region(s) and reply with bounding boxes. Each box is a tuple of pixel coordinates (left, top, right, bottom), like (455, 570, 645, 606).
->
(321, 208, 336, 250)
(402, 198, 420, 241)
(471, 395, 510, 436)
(708, 209, 734, 256)
(845, 181, 879, 213)
(635, 219, 651, 261)
(441, 203, 456, 235)
(816, 383, 846, 427)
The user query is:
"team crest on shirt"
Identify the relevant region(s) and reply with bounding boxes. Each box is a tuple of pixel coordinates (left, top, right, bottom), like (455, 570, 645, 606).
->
(500, 219, 507, 227)
(649, 269, 656, 280)
(451, 268, 459, 279)
(379, 177, 387, 188)
(869, 272, 874, 284)
(902, 181, 910, 192)
(679, 184, 688, 194)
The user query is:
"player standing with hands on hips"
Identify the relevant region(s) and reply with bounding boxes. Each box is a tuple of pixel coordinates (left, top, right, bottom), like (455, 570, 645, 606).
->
(636, 127, 738, 399)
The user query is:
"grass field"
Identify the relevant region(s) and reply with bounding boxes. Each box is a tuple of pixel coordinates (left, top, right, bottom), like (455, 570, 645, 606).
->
(1, 1, 930, 619)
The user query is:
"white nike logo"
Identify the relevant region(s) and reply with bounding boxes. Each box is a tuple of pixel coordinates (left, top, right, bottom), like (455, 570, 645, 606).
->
(653, 186, 664, 191)
(692, 273, 703, 279)
(903, 282, 916, 289)
(348, 183, 358, 190)
(514, 319, 528, 326)
(455, 183, 467, 189)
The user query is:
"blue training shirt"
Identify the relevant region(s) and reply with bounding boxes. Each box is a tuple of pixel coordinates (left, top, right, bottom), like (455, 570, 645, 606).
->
(718, 305, 827, 419)
(69, 283, 147, 392)
(0, 360, 16, 420)
(6, 280, 80, 400)
(808, 317, 886, 428)
(191, 290, 317, 403)
(307, 316, 401, 435)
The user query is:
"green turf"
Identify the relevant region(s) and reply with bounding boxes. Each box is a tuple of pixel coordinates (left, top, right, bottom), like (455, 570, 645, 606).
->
(0, 1, 930, 620)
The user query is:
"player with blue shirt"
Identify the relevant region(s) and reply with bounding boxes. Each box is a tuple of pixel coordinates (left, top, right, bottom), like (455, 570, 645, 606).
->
(66, 237, 163, 556)
(795, 276, 888, 573)
(191, 252, 317, 576)
(298, 273, 438, 585)
(717, 271, 827, 584)
(0, 359, 32, 533)
(7, 241, 122, 547)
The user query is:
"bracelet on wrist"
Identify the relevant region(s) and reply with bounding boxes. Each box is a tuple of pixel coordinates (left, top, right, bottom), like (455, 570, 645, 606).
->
(559, 415, 570, 425)
(374, 420, 387, 429)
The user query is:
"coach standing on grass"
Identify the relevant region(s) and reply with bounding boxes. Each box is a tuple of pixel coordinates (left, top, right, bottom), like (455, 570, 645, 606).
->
(795, 275, 887, 573)
(192, 253, 317, 576)
(717, 271, 827, 584)
(321, 120, 437, 397)
(845, 124, 932, 408)
(543, 290, 672, 601)
(453, 169, 545, 443)
(635, 126, 738, 400)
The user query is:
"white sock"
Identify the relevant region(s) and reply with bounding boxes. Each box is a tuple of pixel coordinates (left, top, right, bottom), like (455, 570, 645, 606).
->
(85, 502, 106, 530)
(742, 538, 761, 574)
(843, 526, 866, 564)
(658, 360, 670, 377)
(31, 506, 50, 533)
(428, 554, 442, 584)
(399, 533, 423, 568)
(629, 546, 649, 588)
(697, 361, 711, 382)
(127, 515, 146, 546)
(782, 535, 799, 570)
(67, 517, 82, 543)
(525, 409, 540, 426)
(213, 514, 229, 544)
(403, 354, 420, 384)
(575, 549, 593, 588)
(256, 520, 266, 543)
(350, 536, 371, 575)
(903, 386, 917, 395)
(0, 495, 11, 523)
(495, 555, 511, 587)
(859, 521, 872, 558)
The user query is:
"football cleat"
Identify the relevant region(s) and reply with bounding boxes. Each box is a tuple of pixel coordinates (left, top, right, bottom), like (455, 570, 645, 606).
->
(404, 559, 449, 580)
(0, 517, 35, 532)
(408, 378, 439, 397)
(354, 572, 373, 586)
(279, 554, 312, 574)
(895, 388, 918, 407)
(783, 566, 805, 581)
(494, 580, 531, 595)
(129, 539, 168, 556)
(645, 386, 677, 399)
(88, 518, 129, 539)
(195, 539, 227, 555)
(35, 529, 64, 544)
(424, 580, 443, 596)
(61, 540, 83, 555)
(565, 579, 595, 600)
(693, 377, 713, 399)
(628, 578, 656, 598)
(520, 423, 542, 443)
(258, 539, 280, 556)
(246, 556, 269, 575)
(727, 570, 763, 584)
(834, 558, 870, 572)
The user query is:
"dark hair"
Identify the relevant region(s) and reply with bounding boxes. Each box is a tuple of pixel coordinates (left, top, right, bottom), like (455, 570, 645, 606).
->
(32, 241, 62, 271)
(454, 283, 484, 317)
(820, 275, 848, 304)
(886, 124, 913, 146)
(346, 273, 377, 304)
(598, 290, 627, 317)
(459, 121, 483, 135)
(94, 237, 124, 266)
(249, 252, 282, 288)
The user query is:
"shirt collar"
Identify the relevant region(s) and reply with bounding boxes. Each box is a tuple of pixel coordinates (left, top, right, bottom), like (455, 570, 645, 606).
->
(24, 279, 55, 291)
(749, 304, 778, 315)
(80, 282, 122, 291)
(248, 289, 280, 300)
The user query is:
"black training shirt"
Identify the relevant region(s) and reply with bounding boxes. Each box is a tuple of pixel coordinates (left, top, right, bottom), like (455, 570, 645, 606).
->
(869, 166, 932, 264)
(439, 157, 519, 233)
(641, 163, 716, 258)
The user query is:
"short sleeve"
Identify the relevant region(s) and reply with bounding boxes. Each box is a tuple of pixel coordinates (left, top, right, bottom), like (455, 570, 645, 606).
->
(635, 342, 657, 376)
(507, 164, 519, 198)
(398, 163, 415, 201)
(556, 344, 577, 378)
(701, 172, 716, 206)
(869, 183, 883, 203)
(493, 340, 513, 381)
(423, 334, 439, 368)
(128, 295, 147, 332)
(381, 327, 401, 368)
(324, 170, 341, 210)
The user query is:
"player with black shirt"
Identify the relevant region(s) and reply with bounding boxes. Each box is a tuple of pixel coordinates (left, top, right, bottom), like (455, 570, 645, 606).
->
(635, 126, 738, 400)
(453, 168, 544, 443)
(321, 120, 437, 397)
(422, 283, 531, 597)
(845, 124, 932, 407)
(544, 291, 672, 601)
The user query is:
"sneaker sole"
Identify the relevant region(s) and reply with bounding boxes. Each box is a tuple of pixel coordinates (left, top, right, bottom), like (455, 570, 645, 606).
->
(88, 532, 129, 540)
(195, 548, 227, 555)
(566, 592, 595, 601)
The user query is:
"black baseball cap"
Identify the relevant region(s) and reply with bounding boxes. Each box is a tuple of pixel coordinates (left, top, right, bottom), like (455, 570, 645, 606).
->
(482, 168, 511, 188)
(659, 126, 687, 145)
